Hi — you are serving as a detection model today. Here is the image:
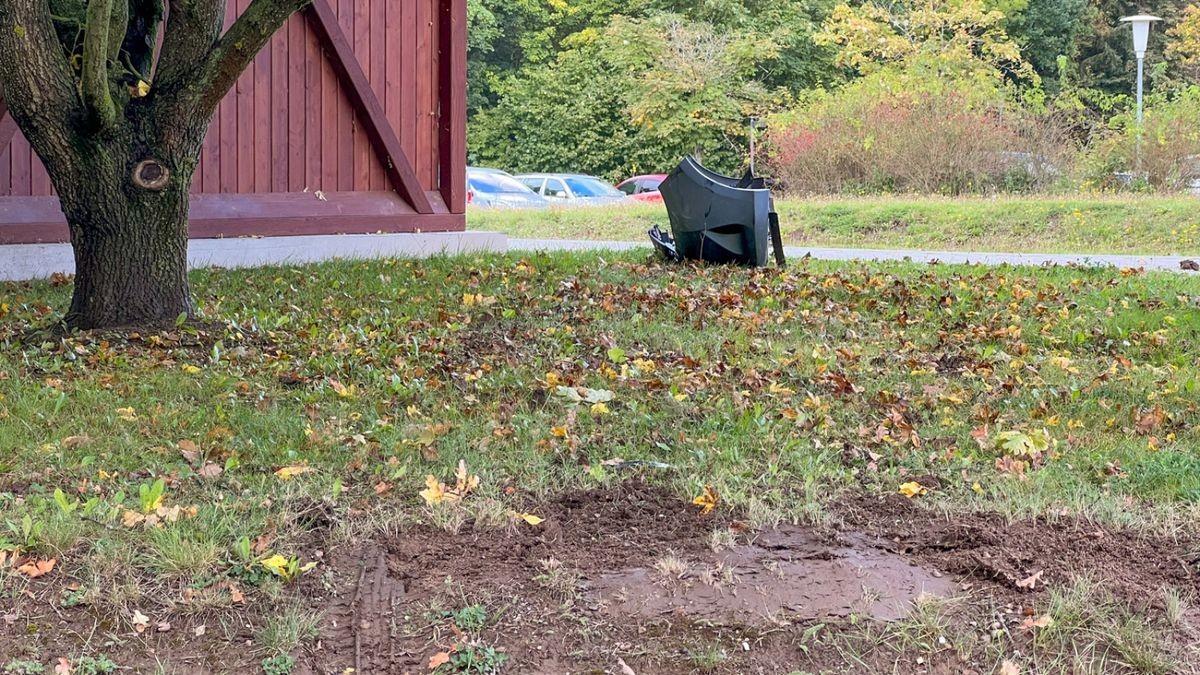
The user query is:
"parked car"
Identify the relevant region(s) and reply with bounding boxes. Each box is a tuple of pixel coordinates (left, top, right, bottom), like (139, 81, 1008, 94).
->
(467, 167, 549, 209)
(515, 173, 630, 206)
(616, 174, 668, 203)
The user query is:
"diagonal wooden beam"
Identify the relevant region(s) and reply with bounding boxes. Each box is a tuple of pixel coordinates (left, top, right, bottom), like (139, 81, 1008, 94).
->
(0, 98, 20, 151)
(305, 0, 434, 214)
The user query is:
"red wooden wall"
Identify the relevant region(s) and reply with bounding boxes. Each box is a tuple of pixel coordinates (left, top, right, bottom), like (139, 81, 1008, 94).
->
(0, 0, 466, 244)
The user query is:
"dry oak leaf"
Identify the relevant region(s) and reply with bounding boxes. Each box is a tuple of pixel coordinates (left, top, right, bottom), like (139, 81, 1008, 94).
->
(1020, 614, 1053, 630)
(898, 481, 927, 498)
(16, 558, 55, 578)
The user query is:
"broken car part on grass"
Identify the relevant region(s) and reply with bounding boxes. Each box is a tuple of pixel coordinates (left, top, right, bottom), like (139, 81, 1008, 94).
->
(651, 155, 786, 268)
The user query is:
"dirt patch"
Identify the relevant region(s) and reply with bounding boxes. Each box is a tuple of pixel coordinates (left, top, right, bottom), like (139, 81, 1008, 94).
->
(837, 494, 1198, 605)
(592, 527, 956, 624)
(3, 484, 1197, 674)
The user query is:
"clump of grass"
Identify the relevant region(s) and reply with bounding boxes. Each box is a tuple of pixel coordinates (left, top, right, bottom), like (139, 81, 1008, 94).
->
(256, 604, 319, 656)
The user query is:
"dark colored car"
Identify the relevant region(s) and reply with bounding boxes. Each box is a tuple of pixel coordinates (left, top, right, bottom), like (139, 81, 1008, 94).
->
(617, 174, 668, 203)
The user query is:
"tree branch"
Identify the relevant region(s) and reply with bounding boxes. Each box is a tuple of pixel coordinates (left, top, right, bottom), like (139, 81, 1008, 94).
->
(82, 0, 118, 127)
(0, 0, 83, 166)
(156, 0, 227, 92)
(194, 0, 311, 113)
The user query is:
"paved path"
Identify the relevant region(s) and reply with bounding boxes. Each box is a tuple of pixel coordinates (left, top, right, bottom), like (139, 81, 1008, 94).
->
(509, 238, 1199, 273)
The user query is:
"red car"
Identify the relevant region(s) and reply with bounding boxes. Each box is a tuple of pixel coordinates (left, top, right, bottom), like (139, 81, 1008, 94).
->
(616, 174, 668, 203)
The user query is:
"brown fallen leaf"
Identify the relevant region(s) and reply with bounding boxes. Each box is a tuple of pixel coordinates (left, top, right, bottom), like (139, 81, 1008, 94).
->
(54, 658, 71, 675)
(197, 463, 223, 478)
(999, 660, 1020, 675)
(62, 435, 91, 449)
(178, 439, 200, 463)
(131, 609, 150, 633)
(1020, 614, 1053, 630)
(228, 582, 245, 604)
(1015, 570, 1044, 589)
(428, 651, 451, 669)
(1180, 259, 1199, 271)
(617, 657, 637, 675)
(16, 558, 56, 578)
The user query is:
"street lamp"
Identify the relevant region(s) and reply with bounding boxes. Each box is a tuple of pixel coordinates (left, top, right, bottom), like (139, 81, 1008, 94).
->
(1120, 14, 1162, 172)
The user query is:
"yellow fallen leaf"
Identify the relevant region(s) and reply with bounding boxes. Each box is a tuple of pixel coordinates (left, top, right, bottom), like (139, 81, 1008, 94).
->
(260, 554, 290, 577)
(180, 364, 201, 375)
(115, 407, 137, 422)
(971, 481, 984, 494)
(275, 465, 312, 481)
(898, 481, 927, 498)
(693, 485, 719, 515)
(420, 475, 448, 505)
(590, 402, 610, 415)
(550, 425, 569, 438)
(121, 510, 145, 528)
(511, 512, 544, 526)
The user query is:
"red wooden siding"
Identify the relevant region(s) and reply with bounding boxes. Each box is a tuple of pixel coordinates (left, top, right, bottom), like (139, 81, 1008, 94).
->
(0, 0, 466, 244)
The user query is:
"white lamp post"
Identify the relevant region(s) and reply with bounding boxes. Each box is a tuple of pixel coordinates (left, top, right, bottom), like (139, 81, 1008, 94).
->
(1120, 14, 1162, 172)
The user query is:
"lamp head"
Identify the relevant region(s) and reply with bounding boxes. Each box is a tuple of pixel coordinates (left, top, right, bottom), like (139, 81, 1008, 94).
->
(1120, 15, 1163, 58)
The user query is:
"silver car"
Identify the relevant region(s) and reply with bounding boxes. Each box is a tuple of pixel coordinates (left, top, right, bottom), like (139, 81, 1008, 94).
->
(467, 167, 550, 209)
(515, 173, 631, 206)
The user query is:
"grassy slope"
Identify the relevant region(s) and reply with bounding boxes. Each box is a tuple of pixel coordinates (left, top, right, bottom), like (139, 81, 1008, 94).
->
(471, 195, 1200, 256)
(1, 253, 1198, 669)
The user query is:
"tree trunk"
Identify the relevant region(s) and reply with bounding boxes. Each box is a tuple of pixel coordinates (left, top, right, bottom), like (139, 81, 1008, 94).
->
(53, 131, 200, 330)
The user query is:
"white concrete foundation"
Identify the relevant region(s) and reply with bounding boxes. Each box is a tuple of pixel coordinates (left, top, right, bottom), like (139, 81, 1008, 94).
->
(0, 232, 508, 282)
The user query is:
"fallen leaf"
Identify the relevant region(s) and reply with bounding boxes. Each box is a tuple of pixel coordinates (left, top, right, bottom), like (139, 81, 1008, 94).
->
(178, 439, 200, 459)
(898, 481, 927, 498)
(275, 465, 312, 481)
(428, 651, 451, 669)
(1016, 570, 1044, 589)
(194, 624, 207, 637)
(131, 609, 150, 633)
(419, 475, 448, 505)
(692, 485, 719, 515)
(197, 463, 223, 478)
(62, 435, 91, 449)
(999, 659, 1020, 675)
(374, 481, 393, 496)
(617, 657, 637, 675)
(156, 621, 172, 632)
(1020, 614, 1053, 630)
(16, 558, 55, 578)
(511, 512, 544, 525)
(260, 554, 290, 578)
(228, 583, 245, 603)
(54, 658, 71, 675)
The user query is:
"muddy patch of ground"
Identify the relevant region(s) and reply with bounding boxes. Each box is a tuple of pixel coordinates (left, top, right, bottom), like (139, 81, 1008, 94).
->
(296, 485, 1197, 674)
(3, 484, 1196, 674)
(591, 528, 956, 624)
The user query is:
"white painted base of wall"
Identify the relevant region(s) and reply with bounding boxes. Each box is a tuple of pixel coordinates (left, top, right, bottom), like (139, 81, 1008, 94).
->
(0, 232, 508, 282)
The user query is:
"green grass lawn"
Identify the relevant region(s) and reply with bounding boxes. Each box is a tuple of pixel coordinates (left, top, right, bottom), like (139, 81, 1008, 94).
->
(471, 194, 1200, 256)
(1, 252, 1198, 672)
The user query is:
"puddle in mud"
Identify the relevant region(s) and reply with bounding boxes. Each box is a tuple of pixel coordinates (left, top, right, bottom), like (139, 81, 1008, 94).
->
(589, 526, 957, 624)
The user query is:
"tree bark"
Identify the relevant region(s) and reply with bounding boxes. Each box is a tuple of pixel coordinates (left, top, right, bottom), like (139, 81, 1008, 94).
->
(53, 123, 203, 330)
